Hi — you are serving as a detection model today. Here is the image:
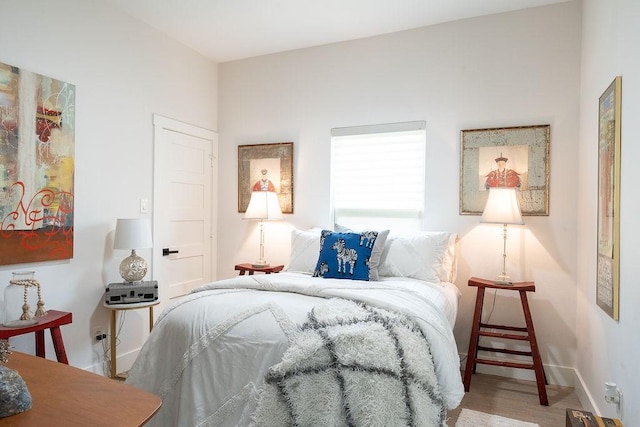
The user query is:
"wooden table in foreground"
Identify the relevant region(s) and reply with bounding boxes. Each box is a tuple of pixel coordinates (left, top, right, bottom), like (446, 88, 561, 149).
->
(1, 352, 161, 426)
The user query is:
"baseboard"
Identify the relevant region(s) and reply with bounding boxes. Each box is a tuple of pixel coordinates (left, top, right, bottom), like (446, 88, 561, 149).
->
(573, 368, 599, 414)
(112, 347, 142, 376)
(84, 347, 142, 377)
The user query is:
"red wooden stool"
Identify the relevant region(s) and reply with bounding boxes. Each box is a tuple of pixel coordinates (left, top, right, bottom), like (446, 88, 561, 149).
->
(463, 277, 548, 405)
(0, 310, 72, 364)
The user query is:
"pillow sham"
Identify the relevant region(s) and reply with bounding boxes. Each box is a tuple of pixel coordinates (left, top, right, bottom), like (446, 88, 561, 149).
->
(378, 231, 458, 283)
(313, 229, 387, 281)
(285, 228, 322, 274)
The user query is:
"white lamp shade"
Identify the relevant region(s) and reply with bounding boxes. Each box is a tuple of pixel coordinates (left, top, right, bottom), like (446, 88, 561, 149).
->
(481, 188, 524, 225)
(113, 218, 153, 249)
(243, 191, 283, 220)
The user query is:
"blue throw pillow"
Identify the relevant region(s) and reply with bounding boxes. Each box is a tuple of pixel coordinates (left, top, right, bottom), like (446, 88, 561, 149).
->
(313, 230, 381, 281)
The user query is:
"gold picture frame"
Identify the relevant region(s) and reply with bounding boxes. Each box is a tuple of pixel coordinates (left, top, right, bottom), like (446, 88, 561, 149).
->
(596, 76, 622, 320)
(460, 125, 550, 215)
(238, 142, 293, 213)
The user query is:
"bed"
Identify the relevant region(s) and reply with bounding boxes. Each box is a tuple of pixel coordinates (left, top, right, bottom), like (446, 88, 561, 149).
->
(126, 228, 464, 426)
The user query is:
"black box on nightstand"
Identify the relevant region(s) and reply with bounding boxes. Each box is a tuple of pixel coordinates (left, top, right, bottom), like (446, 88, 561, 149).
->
(105, 280, 158, 305)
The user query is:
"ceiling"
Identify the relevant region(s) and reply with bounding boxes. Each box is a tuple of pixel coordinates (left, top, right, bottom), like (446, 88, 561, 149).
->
(103, 0, 570, 63)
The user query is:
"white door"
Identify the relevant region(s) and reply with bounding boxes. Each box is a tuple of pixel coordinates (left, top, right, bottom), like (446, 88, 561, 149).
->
(152, 114, 217, 300)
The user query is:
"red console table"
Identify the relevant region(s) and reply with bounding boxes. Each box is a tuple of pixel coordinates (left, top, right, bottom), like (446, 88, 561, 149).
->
(0, 310, 72, 364)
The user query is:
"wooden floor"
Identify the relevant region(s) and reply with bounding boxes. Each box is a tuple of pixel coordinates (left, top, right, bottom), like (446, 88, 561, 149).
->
(447, 373, 583, 426)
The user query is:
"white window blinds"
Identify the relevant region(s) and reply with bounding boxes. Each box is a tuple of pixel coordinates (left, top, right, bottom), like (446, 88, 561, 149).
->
(330, 121, 426, 231)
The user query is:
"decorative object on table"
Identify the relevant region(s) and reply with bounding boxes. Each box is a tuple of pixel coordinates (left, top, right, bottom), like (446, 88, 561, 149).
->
(0, 339, 32, 418)
(460, 125, 550, 216)
(243, 191, 283, 267)
(3, 271, 46, 327)
(238, 142, 293, 213)
(0, 60, 75, 267)
(113, 218, 153, 283)
(481, 187, 523, 285)
(0, 339, 10, 364)
(596, 76, 622, 321)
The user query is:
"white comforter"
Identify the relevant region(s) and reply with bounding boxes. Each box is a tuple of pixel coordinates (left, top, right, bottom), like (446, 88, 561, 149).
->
(126, 273, 464, 427)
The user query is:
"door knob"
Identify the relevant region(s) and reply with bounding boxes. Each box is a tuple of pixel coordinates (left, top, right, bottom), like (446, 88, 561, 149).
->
(162, 248, 179, 256)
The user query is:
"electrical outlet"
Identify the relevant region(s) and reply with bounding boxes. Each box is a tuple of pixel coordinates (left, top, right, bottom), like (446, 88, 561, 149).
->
(93, 327, 107, 341)
(605, 382, 621, 405)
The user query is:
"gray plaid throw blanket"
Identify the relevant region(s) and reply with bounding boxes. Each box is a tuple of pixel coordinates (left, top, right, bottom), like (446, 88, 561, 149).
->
(251, 298, 446, 426)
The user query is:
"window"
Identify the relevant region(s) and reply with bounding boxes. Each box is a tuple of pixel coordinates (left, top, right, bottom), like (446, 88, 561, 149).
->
(330, 121, 426, 231)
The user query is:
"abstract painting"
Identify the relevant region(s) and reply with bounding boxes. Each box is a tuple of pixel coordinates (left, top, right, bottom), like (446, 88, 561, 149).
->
(0, 61, 75, 265)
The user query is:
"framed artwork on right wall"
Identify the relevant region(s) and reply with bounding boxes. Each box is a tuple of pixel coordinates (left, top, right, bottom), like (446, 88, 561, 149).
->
(596, 76, 622, 321)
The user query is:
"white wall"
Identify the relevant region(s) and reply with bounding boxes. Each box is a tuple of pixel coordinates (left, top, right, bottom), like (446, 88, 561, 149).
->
(0, 0, 217, 373)
(219, 0, 582, 387)
(9, 2, 636, 423)
(577, 1, 640, 424)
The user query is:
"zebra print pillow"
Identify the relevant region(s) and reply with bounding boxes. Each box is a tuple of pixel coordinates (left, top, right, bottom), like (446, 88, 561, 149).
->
(332, 225, 389, 280)
(313, 230, 387, 281)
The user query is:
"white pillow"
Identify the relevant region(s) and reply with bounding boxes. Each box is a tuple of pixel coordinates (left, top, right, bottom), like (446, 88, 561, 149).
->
(285, 228, 322, 274)
(378, 231, 458, 283)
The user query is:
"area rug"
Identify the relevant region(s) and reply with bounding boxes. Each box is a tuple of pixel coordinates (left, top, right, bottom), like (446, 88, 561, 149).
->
(455, 408, 539, 427)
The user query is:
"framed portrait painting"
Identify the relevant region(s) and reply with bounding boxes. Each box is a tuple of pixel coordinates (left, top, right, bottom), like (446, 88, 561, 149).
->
(596, 76, 621, 320)
(238, 142, 293, 213)
(460, 125, 550, 216)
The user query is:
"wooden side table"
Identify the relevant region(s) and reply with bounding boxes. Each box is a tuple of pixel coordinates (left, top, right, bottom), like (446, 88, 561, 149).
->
(103, 300, 159, 379)
(234, 263, 284, 275)
(2, 351, 161, 426)
(0, 310, 72, 364)
(463, 277, 548, 405)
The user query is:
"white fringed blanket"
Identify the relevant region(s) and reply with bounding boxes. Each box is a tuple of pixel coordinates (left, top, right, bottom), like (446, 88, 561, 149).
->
(126, 273, 463, 426)
(252, 298, 446, 427)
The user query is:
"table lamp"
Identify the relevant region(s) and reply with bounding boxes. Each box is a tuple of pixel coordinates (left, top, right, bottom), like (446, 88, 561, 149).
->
(481, 188, 524, 285)
(243, 191, 283, 267)
(113, 218, 153, 283)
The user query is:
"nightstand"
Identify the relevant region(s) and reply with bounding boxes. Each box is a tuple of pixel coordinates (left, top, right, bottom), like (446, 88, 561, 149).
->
(234, 263, 284, 275)
(463, 277, 548, 405)
(103, 300, 159, 379)
(0, 310, 72, 364)
(0, 310, 72, 365)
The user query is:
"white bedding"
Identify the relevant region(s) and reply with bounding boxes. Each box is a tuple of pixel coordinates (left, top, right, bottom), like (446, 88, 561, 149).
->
(126, 272, 464, 426)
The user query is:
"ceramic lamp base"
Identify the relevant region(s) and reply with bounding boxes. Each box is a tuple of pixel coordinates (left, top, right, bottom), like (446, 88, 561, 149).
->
(119, 250, 148, 283)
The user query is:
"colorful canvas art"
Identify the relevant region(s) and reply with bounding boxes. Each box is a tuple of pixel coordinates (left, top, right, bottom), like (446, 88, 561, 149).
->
(0, 61, 75, 265)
